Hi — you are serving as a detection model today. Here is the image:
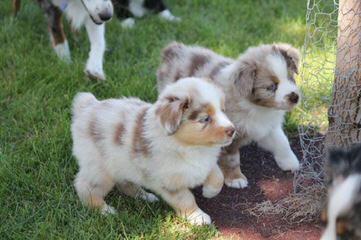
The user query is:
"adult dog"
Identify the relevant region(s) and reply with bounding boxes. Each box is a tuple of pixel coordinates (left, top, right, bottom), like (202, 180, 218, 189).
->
(72, 77, 235, 225)
(157, 42, 301, 188)
(12, 0, 113, 80)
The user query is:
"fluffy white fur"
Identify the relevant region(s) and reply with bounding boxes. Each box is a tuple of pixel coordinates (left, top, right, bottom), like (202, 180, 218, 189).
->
(72, 77, 234, 225)
(52, 0, 113, 80)
(321, 174, 361, 240)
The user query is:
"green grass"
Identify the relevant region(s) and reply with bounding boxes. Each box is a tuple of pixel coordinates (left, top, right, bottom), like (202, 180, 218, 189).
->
(0, 0, 334, 239)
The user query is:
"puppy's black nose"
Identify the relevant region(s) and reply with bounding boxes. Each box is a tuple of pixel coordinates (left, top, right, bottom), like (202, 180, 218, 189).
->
(225, 127, 235, 138)
(288, 92, 299, 104)
(98, 11, 112, 21)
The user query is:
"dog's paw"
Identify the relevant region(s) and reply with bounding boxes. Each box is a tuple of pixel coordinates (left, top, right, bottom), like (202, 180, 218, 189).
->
(54, 41, 71, 63)
(320, 227, 336, 240)
(277, 154, 300, 172)
(121, 18, 135, 29)
(85, 68, 105, 81)
(202, 185, 222, 198)
(186, 208, 211, 225)
(225, 177, 248, 189)
(101, 204, 117, 215)
(159, 10, 181, 22)
(140, 192, 159, 203)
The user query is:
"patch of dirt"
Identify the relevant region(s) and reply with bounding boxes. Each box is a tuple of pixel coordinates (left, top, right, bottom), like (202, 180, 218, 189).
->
(194, 137, 323, 240)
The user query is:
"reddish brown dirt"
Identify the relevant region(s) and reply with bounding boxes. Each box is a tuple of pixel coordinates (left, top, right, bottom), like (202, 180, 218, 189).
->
(194, 137, 323, 240)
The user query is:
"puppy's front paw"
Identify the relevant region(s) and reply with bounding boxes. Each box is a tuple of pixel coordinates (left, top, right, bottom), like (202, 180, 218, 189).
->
(101, 204, 117, 215)
(121, 18, 135, 29)
(85, 68, 105, 81)
(141, 192, 159, 202)
(159, 10, 181, 22)
(186, 208, 211, 225)
(54, 41, 71, 63)
(202, 185, 222, 198)
(277, 154, 300, 172)
(225, 177, 248, 189)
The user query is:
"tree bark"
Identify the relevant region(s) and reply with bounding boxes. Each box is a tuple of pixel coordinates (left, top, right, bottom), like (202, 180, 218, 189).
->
(325, 0, 361, 149)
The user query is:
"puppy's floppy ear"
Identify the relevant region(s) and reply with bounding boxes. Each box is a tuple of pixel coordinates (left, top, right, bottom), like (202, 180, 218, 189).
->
(273, 44, 301, 74)
(155, 95, 190, 135)
(231, 61, 256, 98)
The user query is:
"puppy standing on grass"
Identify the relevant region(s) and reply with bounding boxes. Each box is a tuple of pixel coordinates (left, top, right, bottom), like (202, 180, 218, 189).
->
(157, 42, 301, 189)
(321, 145, 361, 240)
(72, 77, 235, 225)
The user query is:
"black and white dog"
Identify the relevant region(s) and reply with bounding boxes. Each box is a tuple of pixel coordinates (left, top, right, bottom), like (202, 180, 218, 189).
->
(13, 0, 114, 80)
(321, 144, 361, 240)
(112, 0, 180, 28)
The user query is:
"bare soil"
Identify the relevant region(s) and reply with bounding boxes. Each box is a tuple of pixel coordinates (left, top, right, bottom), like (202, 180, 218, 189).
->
(194, 137, 323, 240)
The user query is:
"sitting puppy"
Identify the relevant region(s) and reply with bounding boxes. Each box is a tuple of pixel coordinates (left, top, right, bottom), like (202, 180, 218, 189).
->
(112, 0, 180, 29)
(72, 77, 235, 225)
(12, 0, 113, 80)
(157, 42, 301, 189)
(321, 144, 361, 240)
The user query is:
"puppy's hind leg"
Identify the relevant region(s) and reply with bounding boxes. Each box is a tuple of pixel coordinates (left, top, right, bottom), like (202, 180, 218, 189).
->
(74, 170, 116, 215)
(39, 1, 71, 62)
(118, 181, 159, 202)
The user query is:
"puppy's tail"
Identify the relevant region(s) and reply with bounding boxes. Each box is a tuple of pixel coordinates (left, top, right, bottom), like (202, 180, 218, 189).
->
(72, 92, 97, 116)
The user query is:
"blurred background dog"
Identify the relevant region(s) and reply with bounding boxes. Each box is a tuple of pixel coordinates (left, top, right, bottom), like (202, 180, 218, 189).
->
(321, 144, 361, 240)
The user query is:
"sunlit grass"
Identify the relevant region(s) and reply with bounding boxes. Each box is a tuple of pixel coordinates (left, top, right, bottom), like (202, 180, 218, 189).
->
(0, 0, 336, 239)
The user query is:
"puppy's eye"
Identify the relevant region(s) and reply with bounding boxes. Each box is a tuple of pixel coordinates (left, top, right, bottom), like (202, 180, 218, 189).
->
(199, 115, 211, 123)
(266, 83, 278, 92)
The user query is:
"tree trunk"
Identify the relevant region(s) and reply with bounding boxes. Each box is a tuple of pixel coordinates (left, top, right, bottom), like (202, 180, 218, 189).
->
(325, 0, 361, 149)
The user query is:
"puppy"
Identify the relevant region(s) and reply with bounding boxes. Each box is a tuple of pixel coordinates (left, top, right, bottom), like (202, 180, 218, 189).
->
(321, 145, 361, 240)
(112, 0, 180, 28)
(12, 0, 113, 80)
(72, 77, 235, 225)
(157, 42, 301, 189)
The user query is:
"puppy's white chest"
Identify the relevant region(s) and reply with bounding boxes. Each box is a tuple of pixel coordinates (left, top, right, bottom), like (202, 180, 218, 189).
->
(158, 152, 217, 190)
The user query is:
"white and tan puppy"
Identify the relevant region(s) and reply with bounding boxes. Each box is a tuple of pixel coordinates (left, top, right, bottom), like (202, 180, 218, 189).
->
(72, 77, 235, 225)
(157, 42, 301, 189)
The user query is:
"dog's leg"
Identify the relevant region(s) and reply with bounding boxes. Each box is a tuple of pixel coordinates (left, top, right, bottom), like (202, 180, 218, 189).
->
(157, 188, 211, 225)
(202, 165, 224, 198)
(84, 19, 106, 80)
(113, 1, 136, 29)
(74, 170, 116, 215)
(118, 181, 159, 202)
(12, 0, 21, 17)
(38, 1, 71, 62)
(219, 152, 248, 189)
(218, 138, 248, 189)
(143, 0, 181, 22)
(258, 127, 300, 172)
